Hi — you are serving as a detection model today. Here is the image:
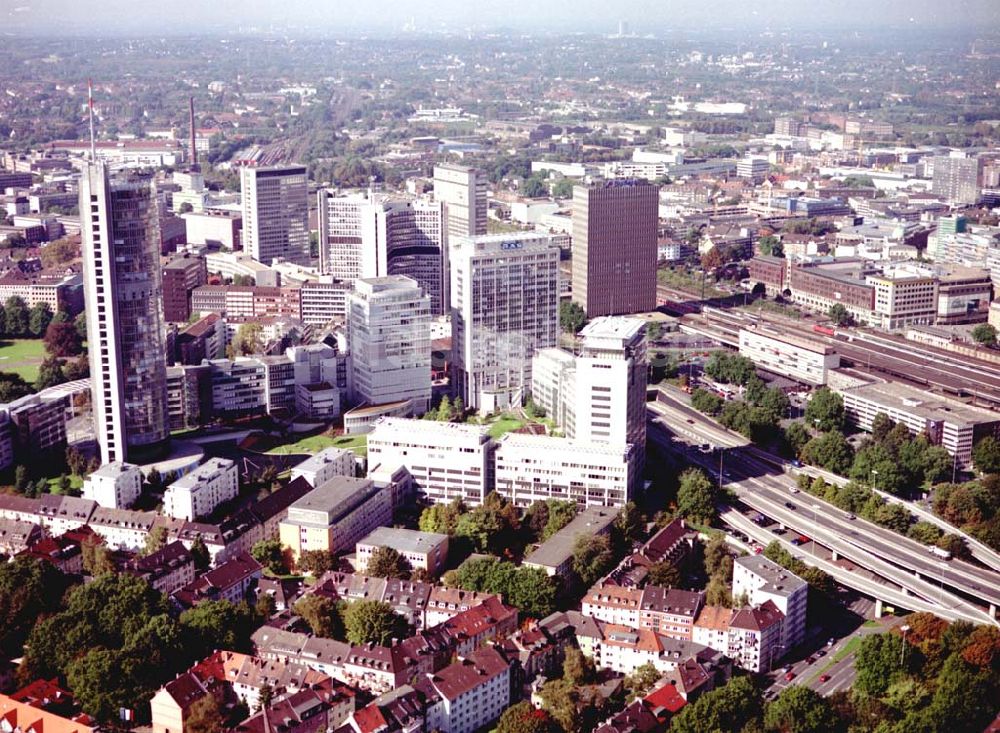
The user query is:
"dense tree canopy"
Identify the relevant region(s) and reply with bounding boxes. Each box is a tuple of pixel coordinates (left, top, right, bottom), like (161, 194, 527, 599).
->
(342, 600, 409, 646)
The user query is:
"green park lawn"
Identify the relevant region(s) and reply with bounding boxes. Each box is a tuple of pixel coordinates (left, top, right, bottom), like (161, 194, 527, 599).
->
(265, 432, 368, 457)
(0, 339, 46, 383)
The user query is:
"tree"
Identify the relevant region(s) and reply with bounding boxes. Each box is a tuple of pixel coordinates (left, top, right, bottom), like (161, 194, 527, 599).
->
(298, 549, 337, 576)
(343, 600, 408, 646)
(257, 682, 274, 712)
(670, 677, 763, 733)
(757, 234, 783, 257)
(28, 302, 53, 337)
(43, 320, 83, 357)
(648, 561, 682, 587)
(255, 592, 277, 620)
(677, 468, 717, 524)
(455, 491, 520, 555)
(521, 174, 548, 198)
(764, 686, 839, 733)
(234, 322, 264, 355)
(0, 372, 32, 402)
(785, 422, 812, 455)
(294, 595, 345, 639)
(185, 694, 225, 733)
(971, 323, 997, 348)
(251, 539, 287, 575)
(185, 536, 209, 572)
(551, 178, 575, 200)
(74, 312, 87, 339)
(559, 301, 587, 334)
(496, 701, 559, 733)
(13, 464, 29, 493)
(562, 646, 596, 686)
(802, 431, 854, 474)
(805, 387, 847, 432)
(624, 661, 662, 700)
(704, 352, 757, 385)
(572, 534, 615, 588)
(972, 436, 1000, 475)
(542, 500, 577, 540)
(419, 499, 463, 535)
(854, 632, 911, 697)
(615, 501, 644, 544)
(179, 599, 256, 653)
(365, 546, 411, 579)
(704, 533, 733, 579)
(827, 303, 854, 327)
(143, 525, 167, 556)
(81, 535, 115, 576)
(691, 388, 724, 416)
(525, 500, 550, 540)
(0, 557, 70, 656)
(4, 296, 28, 336)
(34, 355, 66, 390)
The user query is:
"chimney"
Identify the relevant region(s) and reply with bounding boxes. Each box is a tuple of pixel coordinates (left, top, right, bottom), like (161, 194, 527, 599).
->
(189, 96, 199, 171)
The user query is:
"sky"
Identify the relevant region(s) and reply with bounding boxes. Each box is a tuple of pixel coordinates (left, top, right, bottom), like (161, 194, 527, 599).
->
(4, 0, 1000, 35)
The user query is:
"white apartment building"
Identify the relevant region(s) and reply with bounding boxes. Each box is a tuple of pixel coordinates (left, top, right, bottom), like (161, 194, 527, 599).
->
(573, 317, 647, 457)
(81, 461, 144, 510)
(493, 434, 637, 507)
(366, 417, 494, 505)
(300, 279, 352, 325)
(450, 233, 560, 412)
(727, 602, 785, 673)
(163, 457, 239, 521)
(738, 325, 840, 386)
(355, 526, 449, 576)
(732, 555, 807, 653)
(837, 380, 1000, 470)
(290, 447, 355, 487)
(530, 348, 576, 431)
(425, 647, 510, 733)
(241, 165, 310, 265)
(692, 606, 732, 655)
(348, 276, 432, 414)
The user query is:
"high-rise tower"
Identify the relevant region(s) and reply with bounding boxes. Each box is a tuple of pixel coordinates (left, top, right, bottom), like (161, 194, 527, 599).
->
(241, 165, 310, 265)
(572, 181, 658, 318)
(80, 163, 169, 464)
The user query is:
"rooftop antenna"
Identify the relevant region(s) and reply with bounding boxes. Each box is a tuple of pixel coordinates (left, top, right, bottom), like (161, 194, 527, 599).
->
(189, 96, 199, 171)
(88, 79, 97, 162)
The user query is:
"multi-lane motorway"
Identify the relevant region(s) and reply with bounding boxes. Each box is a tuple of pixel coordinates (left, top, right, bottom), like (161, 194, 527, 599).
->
(647, 388, 1000, 626)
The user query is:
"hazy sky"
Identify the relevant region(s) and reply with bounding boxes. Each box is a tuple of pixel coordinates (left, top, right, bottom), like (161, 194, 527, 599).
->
(5, 0, 1000, 34)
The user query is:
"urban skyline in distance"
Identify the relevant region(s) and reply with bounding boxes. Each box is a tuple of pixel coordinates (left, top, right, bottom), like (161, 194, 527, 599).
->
(4, 0, 1000, 35)
(0, 4, 998, 733)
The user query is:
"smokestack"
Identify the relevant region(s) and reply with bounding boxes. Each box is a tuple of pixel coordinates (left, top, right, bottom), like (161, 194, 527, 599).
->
(189, 96, 198, 171)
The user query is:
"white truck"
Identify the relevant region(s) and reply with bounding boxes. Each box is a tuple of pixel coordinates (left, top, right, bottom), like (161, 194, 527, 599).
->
(929, 546, 952, 560)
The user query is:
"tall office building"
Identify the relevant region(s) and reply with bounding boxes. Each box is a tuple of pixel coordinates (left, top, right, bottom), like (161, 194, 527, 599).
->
(348, 276, 432, 414)
(80, 163, 169, 464)
(574, 317, 648, 451)
(450, 233, 560, 412)
(241, 165, 310, 265)
(434, 164, 487, 310)
(932, 155, 982, 206)
(572, 181, 658, 318)
(317, 191, 446, 313)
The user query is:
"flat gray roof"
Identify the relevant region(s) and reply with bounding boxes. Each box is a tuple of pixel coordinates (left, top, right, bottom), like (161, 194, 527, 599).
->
(524, 506, 619, 569)
(357, 526, 448, 554)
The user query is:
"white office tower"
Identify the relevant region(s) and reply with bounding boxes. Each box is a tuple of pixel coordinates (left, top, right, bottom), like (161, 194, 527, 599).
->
(433, 163, 487, 239)
(316, 190, 446, 313)
(450, 233, 560, 412)
(575, 317, 648, 452)
(81, 163, 170, 464)
(434, 164, 487, 309)
(241, 165, 310, 265)
(348, 276, 432, 414)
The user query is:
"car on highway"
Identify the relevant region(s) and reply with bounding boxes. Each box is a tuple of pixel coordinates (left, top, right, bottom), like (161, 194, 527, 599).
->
(785, 502, 796, 509)
(790, 487, 800, 494)
(771, 527, 786, 535)
(782, 665, 793, 673)
(806, 656, 816, 664)
(819, 674, 831, 683)
(784, 672, 796, 681)
(790, 459, 802, 467)
(790, 538, 802, 546)
(827, 638, 836, 646)
(686, 418, 694, 424)
(846, 513, 856, 520)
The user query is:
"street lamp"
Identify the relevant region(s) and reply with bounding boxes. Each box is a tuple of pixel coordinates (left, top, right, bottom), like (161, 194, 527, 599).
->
(870, 468, 879, 491)
(899, 624, 911, 667)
